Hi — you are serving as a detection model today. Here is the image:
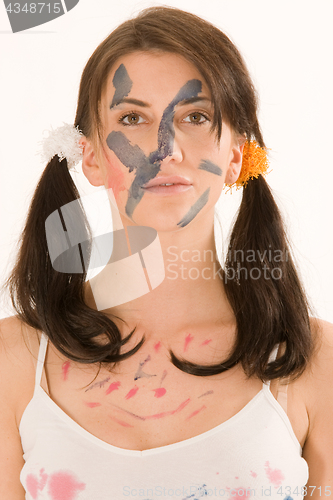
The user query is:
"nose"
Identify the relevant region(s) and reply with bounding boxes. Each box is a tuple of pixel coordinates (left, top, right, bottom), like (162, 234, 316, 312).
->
(159, 137, 183, 166)
(148, 124, 184, 165)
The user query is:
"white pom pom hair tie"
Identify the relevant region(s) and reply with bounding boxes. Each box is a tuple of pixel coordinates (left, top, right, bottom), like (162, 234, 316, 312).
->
(40, 123, 84, 170)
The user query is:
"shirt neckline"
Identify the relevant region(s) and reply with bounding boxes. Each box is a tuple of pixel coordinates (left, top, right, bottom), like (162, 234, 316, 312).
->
(35, 384, 266, 457)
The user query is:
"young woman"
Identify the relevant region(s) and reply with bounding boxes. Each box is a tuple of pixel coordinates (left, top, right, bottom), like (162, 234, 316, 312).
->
(1, 6, 332, 499)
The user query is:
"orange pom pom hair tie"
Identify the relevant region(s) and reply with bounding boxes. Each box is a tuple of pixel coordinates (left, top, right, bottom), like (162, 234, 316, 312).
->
(225, 140, 270, 192)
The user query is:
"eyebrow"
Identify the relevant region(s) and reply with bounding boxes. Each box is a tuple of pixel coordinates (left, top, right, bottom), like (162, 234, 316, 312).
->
(110, 98, 150, 109)
(178, 96, 211, 106)
(110, 96, 211, 110)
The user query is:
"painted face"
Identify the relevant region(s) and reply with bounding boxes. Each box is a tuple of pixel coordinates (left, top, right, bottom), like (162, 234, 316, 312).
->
(97, 51, 240, 230)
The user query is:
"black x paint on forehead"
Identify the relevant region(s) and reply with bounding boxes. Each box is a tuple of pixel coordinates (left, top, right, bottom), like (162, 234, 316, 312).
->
(107, 72, 203, 219)
(110, 64, 133, 109)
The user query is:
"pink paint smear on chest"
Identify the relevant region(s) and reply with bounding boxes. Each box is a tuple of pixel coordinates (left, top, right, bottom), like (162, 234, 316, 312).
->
(184, 333, 194, 352)
(201, 339, 212, 346)
(264, 461, 285, 487)
(62, 362, 70, 381)
(105, 381, 121, 395)
(48, 471, 86, 500)
(152, 387, 166, 398)
(125, 385, 139, 399)
(110, 415, 134, 428)
(145, 397, 191, 420)
(186, 404, 207, 420)
(84, 401, 101, 408)
(154, 341, 161, 353)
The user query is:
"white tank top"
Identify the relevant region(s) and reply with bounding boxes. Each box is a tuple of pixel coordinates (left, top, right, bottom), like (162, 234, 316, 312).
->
(19, 333, 308, 500)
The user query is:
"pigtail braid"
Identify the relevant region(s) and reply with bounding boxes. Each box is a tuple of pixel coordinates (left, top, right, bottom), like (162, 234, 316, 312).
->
(8, 156, 142, 366)
(171, 176, 313, 381)
(223, 176, 313, 380)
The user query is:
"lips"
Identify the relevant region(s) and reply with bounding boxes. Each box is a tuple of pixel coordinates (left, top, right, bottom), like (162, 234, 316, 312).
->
(142, 176, 192, 189)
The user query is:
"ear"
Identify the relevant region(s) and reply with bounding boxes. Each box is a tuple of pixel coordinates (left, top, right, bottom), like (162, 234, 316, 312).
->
(224, 137, 246, 185)
(80, 137, 105, 187)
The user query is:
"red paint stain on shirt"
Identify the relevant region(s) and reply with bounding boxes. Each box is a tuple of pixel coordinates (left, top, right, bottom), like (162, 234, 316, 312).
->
(186, 404, 207, 420)
(84, 401, 101, 408)
(264, 461, 285, 487)
(125, 385, 139, 400)
(62, 362, 71, 381)
(152, 387, 167, 398)
(201, 339, 212, 346)
(48, 470, 86, 500)
(230, 487, 252, 500)
(154, 341, 161, 353)
(105, 381, 121, 395)
(26, 468, 48, 499)
(184, 333, 194, 352)
(250, 471, 258, 478)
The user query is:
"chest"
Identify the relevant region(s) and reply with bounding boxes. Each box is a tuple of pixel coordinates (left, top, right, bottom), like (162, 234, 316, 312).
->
(21, 334, 309, 452)
(40, 340, 270, 451)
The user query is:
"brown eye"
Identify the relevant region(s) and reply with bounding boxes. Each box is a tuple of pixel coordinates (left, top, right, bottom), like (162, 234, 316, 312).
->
(183, 112, 208, 124)
(190, 113, 203, 123)
(120, 113, 144, 125)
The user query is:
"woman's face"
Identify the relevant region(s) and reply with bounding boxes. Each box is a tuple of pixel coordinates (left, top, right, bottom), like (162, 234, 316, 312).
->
(86, 51, 243, 231)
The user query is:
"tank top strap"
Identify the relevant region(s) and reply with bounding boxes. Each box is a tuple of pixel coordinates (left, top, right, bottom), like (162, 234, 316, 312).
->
(263, 343, 289, 414)
(35, 332, 49, 391)
(263, 344, 279, 389)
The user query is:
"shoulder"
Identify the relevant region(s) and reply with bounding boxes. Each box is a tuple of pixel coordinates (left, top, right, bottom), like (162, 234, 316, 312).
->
(301, 317, 333, 404)
(301, 317, 333, 484)
(306, 316, 333, 385)
(0, 316, 40, 414)
(0, 317, 40, 497)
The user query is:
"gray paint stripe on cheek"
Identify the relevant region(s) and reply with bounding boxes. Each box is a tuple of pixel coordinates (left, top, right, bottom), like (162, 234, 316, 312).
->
(199, 160, 222, 176)
(177, 188, 211, 228)
(110, 64, 133, 108)
(106, 131, 148, 172)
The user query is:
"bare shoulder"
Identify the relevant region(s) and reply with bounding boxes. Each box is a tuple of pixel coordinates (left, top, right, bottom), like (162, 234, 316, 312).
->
(301, 317, 333, 487)
(298, 317, 333, 403)
(0, 316, 40, 498)
(306, 316, 333, 382)
(0, 316, 40, 411)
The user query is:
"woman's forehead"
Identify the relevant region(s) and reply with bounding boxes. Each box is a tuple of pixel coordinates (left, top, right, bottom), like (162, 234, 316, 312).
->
(104, 51, 211, 102)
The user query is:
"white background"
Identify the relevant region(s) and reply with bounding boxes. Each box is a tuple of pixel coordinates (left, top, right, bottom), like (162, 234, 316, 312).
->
(0, 0, 332, 322)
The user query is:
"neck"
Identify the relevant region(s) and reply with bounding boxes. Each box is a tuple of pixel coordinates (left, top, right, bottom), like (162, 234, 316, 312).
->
(85, 213, 235, 343)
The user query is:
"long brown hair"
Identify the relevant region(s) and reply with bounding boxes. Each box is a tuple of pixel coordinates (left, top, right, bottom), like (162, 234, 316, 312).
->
(7, 6, 314, 380)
